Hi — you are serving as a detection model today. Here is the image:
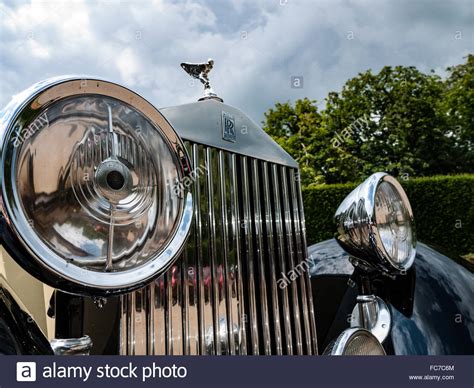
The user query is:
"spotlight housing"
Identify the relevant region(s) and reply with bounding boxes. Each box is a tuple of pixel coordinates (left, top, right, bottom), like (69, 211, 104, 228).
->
(334, 172, 416, 274)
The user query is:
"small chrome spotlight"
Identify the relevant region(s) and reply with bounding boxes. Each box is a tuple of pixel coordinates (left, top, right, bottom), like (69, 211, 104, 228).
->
(323, 328, 386, 356)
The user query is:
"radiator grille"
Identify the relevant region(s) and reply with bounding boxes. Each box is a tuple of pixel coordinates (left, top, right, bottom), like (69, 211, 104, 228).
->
(120, 143, 318, 355)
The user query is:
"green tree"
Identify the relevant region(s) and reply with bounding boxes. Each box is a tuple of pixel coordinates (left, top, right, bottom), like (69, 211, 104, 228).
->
(263, 59, 473, 186)
(262, 98, 327, 187)
(322, 65, 454, 183)
(442, 54, 474, 171)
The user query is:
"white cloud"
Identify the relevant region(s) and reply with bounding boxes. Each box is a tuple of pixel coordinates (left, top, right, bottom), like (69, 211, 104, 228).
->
(116, 47, 140, 84)
(28, 39, 50, 59)
(0, 0, 472, 124)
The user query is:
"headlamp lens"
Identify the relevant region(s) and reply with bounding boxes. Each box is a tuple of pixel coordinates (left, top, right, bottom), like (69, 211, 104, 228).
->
(375, 180, 415, 267)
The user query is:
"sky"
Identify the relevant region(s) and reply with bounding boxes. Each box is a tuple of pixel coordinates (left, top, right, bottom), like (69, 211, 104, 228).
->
(0, 0, 473, 124)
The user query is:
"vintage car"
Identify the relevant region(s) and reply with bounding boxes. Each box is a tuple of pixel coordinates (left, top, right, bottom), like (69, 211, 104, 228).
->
(0, 61, 472, 356)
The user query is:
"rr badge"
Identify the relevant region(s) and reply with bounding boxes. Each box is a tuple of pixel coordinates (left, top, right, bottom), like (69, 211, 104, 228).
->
(222, 111, 236, 142)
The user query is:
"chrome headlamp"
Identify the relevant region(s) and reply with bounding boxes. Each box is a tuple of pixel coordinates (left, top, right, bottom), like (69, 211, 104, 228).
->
(334, 172, 416, 273)
(0, 77, 193, 295)
(323, 328, 386, 356)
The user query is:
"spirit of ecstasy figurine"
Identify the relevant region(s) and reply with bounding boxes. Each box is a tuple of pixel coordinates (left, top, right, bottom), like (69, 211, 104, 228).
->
(180, 58, 222, 102)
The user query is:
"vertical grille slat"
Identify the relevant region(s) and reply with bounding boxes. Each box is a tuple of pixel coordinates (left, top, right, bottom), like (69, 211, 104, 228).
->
(270, 164, 294, 355)
(132, 289, 147, 355)
(120, 143, 317, 355)
(219, 151, 241, 355)
(206, 148, 220, 354)
(295, 173, 319, 354)
(196, 145, 215, 354)
(280, 167, 304, 355)
(183, 249, 200, 355)
(127, 294, 134, 354)
(230, 153, 247, 355)
(191, 144, 205, 355)
(151, 277, 166, 355)
(119, 291, 128, 354)
(167, 263, 183, 355)
(250, 159, 272, 355)
(288, 169, 312, 354)
(208, 148, 230, 355)
(182, 143, 200, 355)
(240, 156, 260, 354)
(147, 282, 155, 354)
(146, 284, 154, 354)
(261, 162, 283, 355)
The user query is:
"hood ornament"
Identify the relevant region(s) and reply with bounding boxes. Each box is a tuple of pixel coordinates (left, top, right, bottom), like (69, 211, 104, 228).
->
(180, 58, 223, 102)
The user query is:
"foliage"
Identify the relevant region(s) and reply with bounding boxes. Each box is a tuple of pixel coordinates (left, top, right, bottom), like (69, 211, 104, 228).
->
(262, 98, 326, 187)
(302, 180, 355, 244)
(263, 55, 474, 185)
(303, 175, 474, 261)
(322, 66, 452, 182)
(441, 54, 474, 170)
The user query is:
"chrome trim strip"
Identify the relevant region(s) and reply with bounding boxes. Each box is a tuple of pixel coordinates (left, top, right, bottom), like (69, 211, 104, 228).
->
(262, 162, 283, 355)
(251, 159, 271, 354)
(241, 156, 260, 354)
(271, 164, 293, 355)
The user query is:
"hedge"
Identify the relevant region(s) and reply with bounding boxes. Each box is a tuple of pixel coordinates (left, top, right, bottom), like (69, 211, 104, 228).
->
(302, 175, 474, 261)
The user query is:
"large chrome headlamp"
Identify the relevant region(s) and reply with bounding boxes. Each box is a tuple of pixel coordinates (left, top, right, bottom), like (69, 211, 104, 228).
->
(0, 77, 193, 295)
(334, 172, 416, 273)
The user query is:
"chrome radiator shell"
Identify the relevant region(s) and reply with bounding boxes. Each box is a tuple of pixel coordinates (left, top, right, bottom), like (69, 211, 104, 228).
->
(120, 142, 317, 355)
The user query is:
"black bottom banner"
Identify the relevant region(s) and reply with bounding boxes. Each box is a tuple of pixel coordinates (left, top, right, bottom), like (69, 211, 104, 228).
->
(0, 356, 472, 387)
